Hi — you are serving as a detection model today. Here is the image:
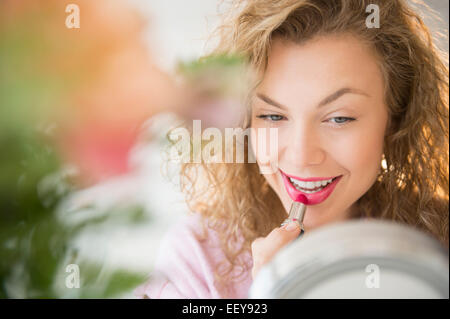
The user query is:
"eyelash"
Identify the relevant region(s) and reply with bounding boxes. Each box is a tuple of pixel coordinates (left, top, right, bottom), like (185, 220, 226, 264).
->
(255, 114, 356, 126)
(256, 114, 285, 122)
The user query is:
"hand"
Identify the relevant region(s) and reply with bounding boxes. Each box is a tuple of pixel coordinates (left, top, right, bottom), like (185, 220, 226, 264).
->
(251, 221, 301, 280)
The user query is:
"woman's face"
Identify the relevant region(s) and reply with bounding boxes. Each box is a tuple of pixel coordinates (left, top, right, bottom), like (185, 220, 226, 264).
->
(250, 34, 389, 230)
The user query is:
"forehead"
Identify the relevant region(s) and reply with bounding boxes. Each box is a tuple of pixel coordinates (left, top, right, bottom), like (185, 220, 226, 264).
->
(258, 34, 384, 103)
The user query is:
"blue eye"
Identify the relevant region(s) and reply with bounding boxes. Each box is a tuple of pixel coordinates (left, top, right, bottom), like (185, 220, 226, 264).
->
(328, 117, 356, 125)
(255, 115, 356, 125)
(256, 114, 285, 121)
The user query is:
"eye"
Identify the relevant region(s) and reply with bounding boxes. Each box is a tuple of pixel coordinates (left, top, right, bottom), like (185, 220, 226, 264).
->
(256, 114, 286, 122)
(327, 116, 356, 125)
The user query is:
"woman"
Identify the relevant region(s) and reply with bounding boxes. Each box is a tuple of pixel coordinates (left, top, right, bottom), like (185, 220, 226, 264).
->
(135, 0, 448, 298)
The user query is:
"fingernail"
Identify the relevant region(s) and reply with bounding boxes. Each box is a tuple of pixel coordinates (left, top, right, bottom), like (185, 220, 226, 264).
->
(285, 221, 300, 231)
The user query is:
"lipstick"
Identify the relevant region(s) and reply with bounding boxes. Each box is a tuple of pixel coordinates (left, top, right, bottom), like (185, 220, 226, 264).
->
(281, 194, 308, 238)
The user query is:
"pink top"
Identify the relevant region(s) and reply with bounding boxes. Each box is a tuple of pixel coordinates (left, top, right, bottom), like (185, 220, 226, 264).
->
(134, 213, 253, 299)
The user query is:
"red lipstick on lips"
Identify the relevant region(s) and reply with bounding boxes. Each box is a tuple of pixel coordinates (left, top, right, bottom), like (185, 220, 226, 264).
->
(280, 169, 342, 205)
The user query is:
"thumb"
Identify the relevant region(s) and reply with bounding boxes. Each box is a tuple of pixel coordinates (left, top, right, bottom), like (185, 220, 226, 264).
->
(265, 220, 301, 256)
(281, 220, 302, 236)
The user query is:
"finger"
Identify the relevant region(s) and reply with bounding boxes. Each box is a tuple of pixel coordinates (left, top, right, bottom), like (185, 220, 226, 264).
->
(252, 222, 301, 264)
(266, 221, 301, 248)
(251, 237, 264, 252)
(251, 240, 272, 274)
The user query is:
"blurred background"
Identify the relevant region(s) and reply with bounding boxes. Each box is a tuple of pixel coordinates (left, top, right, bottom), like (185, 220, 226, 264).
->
(0, 0, 448, 298)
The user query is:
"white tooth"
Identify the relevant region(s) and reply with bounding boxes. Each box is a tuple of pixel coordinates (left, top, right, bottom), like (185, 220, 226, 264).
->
(294, 183, 321, 193)
(304, 181, 315, 188)
(322, 179, 332, 186)
(290, 177, 333, 190)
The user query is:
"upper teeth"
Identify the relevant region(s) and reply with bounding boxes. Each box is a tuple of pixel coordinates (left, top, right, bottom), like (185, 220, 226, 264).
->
(289, 177, 333, 189)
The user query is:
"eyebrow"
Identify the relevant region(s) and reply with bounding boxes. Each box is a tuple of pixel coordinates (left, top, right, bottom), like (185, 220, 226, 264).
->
(255, 87, 370, 110)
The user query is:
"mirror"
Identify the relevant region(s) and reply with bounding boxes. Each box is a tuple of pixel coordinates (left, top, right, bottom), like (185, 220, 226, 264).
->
(250, 220, 449, 298)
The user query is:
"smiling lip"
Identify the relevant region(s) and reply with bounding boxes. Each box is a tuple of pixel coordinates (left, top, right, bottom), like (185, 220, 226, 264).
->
(280, 169, 342, 205)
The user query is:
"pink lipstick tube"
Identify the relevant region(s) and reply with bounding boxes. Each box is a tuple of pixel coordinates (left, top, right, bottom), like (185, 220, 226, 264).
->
(281, 196, 307, 238)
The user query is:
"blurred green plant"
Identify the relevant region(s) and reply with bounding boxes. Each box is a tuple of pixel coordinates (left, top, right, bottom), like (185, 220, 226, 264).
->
(0, 117, 149, 298)
(177, 53, 252, 98)
(0, 1, 149, 298)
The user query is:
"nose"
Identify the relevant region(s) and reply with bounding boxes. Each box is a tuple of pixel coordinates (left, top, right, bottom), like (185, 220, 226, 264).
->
(283, 124, 326, 166)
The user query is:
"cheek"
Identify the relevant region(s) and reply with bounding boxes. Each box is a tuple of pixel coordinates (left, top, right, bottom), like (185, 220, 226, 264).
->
(250, 123, 283, 194)
(250, 125, 258, 159)
(250, 123, 280, 168)
(333, 126, 384, 188)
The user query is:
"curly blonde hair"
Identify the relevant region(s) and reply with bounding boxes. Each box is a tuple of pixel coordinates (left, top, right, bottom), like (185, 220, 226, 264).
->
(173, 0, 449, 293)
